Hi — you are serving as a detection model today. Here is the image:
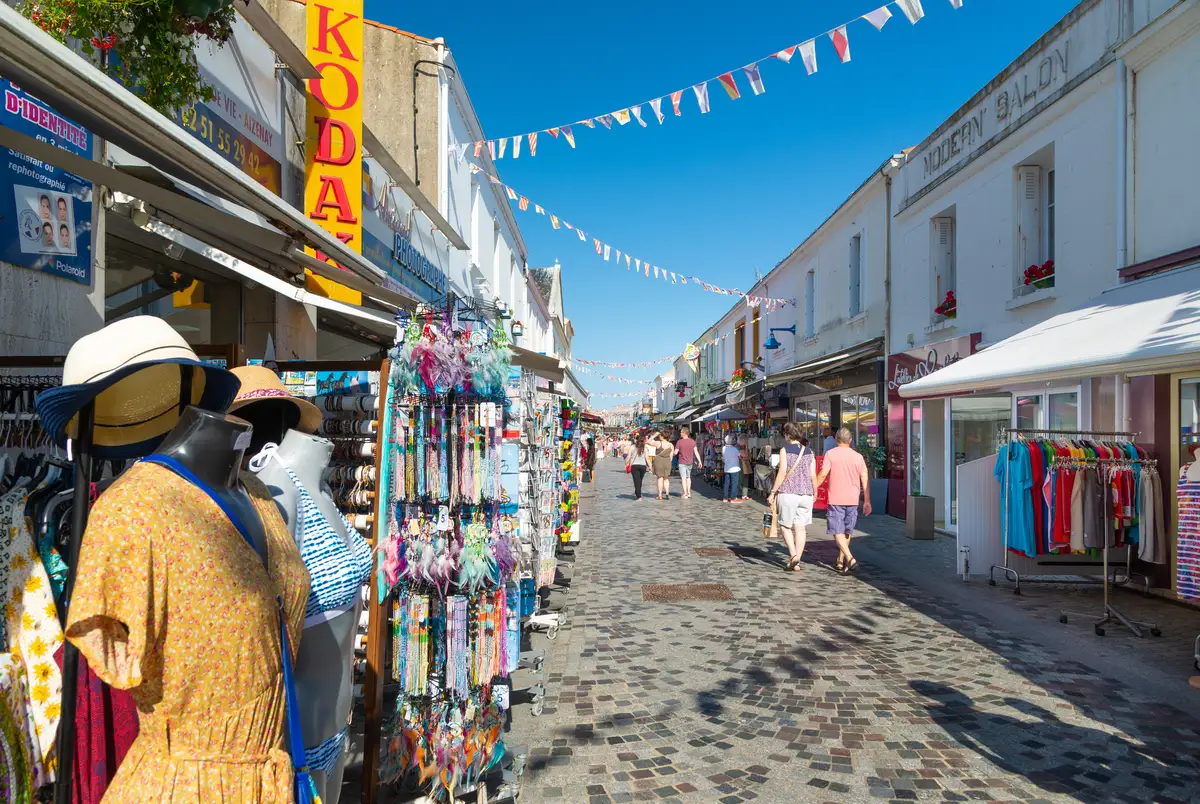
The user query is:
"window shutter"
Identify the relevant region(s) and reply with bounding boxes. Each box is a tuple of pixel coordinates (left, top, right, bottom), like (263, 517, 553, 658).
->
(931, 216, 955, 302)
(805, 270, 815, 338)
(849, 235, 862, 317)
(1016, 166, 1041, 273)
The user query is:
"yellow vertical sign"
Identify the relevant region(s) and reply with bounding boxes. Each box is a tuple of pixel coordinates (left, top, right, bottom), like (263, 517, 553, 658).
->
(304, 0, 364, 304)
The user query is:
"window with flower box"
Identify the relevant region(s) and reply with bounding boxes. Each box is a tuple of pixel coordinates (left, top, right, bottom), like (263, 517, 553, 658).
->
(1014, 149, 1055, 296)
(930, 213, 956, 323)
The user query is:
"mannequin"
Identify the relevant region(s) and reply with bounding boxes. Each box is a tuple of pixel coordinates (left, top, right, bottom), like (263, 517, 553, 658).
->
(252, 430, 362, 801)
(155, 406, 266, 557)
(1186, 445, 1200, 481)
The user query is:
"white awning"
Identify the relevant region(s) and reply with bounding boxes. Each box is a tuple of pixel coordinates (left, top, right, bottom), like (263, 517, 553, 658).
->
(900, 265, 1200, 398)
(511, 347, 565, 384)
(669, 406, 698, 422)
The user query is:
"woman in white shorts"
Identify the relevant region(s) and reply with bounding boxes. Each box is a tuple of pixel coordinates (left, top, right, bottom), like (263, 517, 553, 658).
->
(767, 422, 818, 571)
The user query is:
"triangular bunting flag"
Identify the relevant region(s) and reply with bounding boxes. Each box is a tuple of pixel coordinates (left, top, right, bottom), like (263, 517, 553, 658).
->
(512, 135, 521, 158)
(505, 185, 517, 200)
(598, 114, 613, 129)
(487, 140, 496, 159)
(518, 196, 529, 210)
(743, 63, 765, 95)
(604, 244, 611, 260)
(580, 118, 595, 128)
(455, 143, 468, 162)
(830, 26, 851, 63)
(670, 89, 684, 116)
(577, 228, 586, 241)
(563, 221, 574, 230)
(895, 0, 924, 24)
(613, 108, 632, 125)
(717, 72, 740, 100)
(653, 265, 659, 279)
(488, 174, 501, 184)
(862, 5, 892, 29)
(948, 0, 962, 7)
(798, 40, 818, 75)
(547, 127, 560, 138)
(551, 215, 560, 229)
(649, 97, 665, 123)
(624, 254, 630, 267)
(498, 138, 507, 158)
(630, 104, 647, 126)
(528, 132, 538, 156)
(635, 258, 641, 272)
(535, 204, 544, 214)
(474, 141, 483, 157)
(644, 262, 649, 277)
(693, 82, 711, 113)
(670, 272, 677, 284)
(775, 45, 796, 63)
(562, 125, 575, 148)
(681, 276, 687, 285)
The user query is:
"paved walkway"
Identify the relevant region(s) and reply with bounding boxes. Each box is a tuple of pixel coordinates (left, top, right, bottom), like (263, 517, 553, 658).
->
(519, 459, 1200, 804)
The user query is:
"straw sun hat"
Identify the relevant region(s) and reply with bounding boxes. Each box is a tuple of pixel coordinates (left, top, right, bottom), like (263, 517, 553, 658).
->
(228, 366, 322, 434)
(34, 316, 241, 459)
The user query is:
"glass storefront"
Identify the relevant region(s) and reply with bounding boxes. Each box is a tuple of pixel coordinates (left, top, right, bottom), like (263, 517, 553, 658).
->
(793, 396, 832, 454)
(1181, 376, 1200, 463)
(842, 388, 878, 449)
(908, 401, 922, 496)
(949, 395, 1011, 524)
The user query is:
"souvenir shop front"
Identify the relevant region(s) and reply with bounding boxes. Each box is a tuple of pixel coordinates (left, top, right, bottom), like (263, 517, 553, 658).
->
(900, 265, 1200, 614)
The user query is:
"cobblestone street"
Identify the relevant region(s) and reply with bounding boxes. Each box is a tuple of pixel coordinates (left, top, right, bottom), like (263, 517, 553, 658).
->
(519, 460, 1200, 804)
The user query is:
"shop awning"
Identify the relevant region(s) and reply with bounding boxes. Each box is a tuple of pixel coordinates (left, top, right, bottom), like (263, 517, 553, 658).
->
(698, 404, 746, 422)
(726, 378, 764, 404)
(765, 339, 883, 387)
(581, 412, 605, 425)
(900, 265, 1200, 398)
(511, 347, 565, 384)
(0, 5, 397, 297)
(669, 405, 698, 422)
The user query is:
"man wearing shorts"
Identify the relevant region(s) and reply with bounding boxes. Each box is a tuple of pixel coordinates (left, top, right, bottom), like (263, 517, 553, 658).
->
(673, 428, 701, 499)
(814, 427, 871, 574)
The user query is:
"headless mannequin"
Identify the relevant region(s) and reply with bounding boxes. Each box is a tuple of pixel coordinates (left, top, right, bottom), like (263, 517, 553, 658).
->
(249, 428, 358, 802)
(1187, 447, 1200, 481)
(154, 407, 266, 558)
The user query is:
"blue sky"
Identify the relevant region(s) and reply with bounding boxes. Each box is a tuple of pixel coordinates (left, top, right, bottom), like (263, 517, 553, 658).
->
(366, 0, 1078, 405)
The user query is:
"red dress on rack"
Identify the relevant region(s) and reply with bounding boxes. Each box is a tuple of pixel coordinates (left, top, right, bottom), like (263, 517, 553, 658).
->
(53, 645, 140, 804)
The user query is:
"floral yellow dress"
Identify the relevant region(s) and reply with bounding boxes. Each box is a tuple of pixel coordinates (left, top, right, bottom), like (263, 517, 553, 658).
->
(65, 462, 310, 802)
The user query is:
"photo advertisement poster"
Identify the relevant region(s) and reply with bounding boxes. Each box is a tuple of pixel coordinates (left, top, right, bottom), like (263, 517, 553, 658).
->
(1, 79, 93, 285)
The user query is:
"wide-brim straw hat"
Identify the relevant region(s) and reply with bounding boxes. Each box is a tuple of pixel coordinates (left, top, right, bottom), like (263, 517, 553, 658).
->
(227, 365, 322, 434)
(35, 316, 241, 459)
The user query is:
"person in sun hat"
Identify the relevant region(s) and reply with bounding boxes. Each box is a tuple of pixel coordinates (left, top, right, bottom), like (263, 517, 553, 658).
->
(34, 316, 241, 460)
(227, 365, 323, 434)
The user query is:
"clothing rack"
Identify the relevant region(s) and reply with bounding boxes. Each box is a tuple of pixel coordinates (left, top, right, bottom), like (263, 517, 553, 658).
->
(992, 427, 1160, 638)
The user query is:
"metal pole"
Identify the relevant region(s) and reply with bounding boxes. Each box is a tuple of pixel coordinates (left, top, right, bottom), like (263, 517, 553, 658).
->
(55, 399, 94, 804)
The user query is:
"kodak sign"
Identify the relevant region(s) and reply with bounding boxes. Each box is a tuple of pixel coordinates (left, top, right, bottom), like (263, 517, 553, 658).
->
(304, 0, 364, 304)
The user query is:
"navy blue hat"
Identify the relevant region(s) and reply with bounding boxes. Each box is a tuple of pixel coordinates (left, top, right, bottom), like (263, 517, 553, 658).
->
(35, 316, 241, 460)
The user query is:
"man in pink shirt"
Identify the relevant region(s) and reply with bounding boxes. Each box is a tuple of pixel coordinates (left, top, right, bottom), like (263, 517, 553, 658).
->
(814, 427, 870, 574)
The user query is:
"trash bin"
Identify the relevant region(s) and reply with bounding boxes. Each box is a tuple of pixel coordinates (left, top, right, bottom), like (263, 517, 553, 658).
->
(906, 494, 935, 540)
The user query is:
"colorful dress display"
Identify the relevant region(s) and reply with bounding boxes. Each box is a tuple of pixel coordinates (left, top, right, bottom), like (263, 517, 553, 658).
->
(1177, 465, 1200, 602)
(64, 463, 310, 802)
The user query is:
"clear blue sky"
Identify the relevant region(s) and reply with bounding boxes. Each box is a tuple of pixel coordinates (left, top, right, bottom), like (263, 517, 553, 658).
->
(365, 0, 1078, 405)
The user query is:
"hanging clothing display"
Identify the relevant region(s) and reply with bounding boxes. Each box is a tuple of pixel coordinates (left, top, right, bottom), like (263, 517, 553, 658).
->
(377, 317, 521, 798)
(1177, 465, 1200, 602)
(993, 438, 1166, 562)
(64, 463, 310, 803)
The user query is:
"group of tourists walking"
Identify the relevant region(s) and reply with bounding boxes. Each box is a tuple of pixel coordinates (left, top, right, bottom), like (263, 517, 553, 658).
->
(619, 423, 872, 576)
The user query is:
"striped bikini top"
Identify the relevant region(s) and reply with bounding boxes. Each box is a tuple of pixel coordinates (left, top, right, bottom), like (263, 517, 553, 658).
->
(282, 465, 373, 628)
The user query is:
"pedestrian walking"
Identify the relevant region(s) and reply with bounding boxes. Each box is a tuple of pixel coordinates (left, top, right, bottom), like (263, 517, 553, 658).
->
(822, 424, 838, 455)
(584, 434, 597, 483)
(625, 434, 649, 501)
(648, 430, 674, 499)
(738, 434, 753, 500)
(767, 422, 817, 572)
(673, 427, 701, 499)
(814, 427, 871, 573)
(721, 435, 742, 503)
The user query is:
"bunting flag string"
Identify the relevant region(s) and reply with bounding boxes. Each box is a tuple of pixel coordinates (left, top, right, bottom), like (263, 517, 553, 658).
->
(463, 160, 794, 308)
(575, 355, 679, 367)
(463, 0, 961, 158)
(573, 364, 661, 384)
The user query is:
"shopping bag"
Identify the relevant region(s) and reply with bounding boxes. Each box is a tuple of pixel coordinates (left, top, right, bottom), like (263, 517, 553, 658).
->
(764, 501, 778, 540)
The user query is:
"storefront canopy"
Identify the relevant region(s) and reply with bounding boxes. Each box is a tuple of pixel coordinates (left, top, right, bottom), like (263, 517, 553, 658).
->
(0, 5, 404, 299)
(765, 339, 883, 387)
(669, 405, 699, 422)
(698, 404, 745, 422)
(511, 347, 565, 384)
(900, 265, 1200, 398)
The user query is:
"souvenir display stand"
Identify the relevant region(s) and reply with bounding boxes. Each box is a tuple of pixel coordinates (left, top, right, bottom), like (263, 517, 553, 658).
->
(990, 428, 1165, 638)
(557, 399, 581, 547)
(371, 316, 525, 803)
(516, 377, 565, 640)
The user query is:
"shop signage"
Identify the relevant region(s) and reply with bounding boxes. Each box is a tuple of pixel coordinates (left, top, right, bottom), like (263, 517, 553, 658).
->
(361, 160, 445, 301)
(0, 80, 92, 286)
(170, 68, 283, 195)
(304, 0, 365, 305)
(887, 334, 980, 400)
(901, 3, 1109, 207)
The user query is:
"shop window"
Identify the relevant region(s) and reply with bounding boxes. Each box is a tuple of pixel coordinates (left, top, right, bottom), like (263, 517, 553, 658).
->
(1015, 389, 1078, 432)
(842, 390, 878, 451)
(1181, 377, 1200, 464)
(950, 395, 1011, 525)
(908, 401, 922, 496)
(849, 233, 862, 318)
(1015, 147, 1055, 296)
(804, 267, 816, 339)
(930, 214, 956, 322)
(735, 320, 746, 367)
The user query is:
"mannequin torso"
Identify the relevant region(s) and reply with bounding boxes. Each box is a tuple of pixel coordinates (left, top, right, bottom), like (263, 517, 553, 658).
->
(253, 431, 359, 801)
(154, 407, 266, 557)
(1186, 447, 1200, 481)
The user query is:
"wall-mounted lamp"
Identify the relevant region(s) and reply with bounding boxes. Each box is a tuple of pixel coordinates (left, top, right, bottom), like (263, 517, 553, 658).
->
(511, 320, 525, 337)
(763, 325, 796, 350)
(675, 381, 689, 398)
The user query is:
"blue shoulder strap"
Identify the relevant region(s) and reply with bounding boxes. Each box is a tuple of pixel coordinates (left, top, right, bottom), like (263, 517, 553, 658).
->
(142, 454, 318, 804)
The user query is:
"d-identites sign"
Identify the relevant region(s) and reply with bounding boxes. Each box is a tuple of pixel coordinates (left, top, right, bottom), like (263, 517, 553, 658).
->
(304, 0, 364, 304)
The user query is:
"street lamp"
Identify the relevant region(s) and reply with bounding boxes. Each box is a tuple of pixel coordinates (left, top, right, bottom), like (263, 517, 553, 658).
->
(763, 325, 795, 350)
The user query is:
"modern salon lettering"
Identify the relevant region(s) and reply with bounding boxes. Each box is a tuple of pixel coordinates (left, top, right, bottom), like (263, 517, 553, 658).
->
(888, 347, 964, 391)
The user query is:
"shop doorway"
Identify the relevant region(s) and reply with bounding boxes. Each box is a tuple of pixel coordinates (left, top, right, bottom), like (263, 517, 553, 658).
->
(949, 395, 1010, 526)
(909, 398, 946, 528)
